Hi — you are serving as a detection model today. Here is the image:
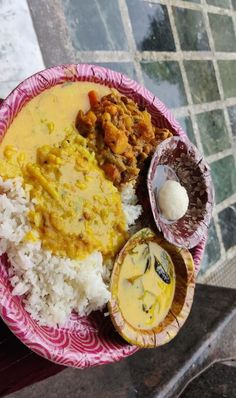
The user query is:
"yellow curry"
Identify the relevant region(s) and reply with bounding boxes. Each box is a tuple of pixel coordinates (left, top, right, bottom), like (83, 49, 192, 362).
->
(109, 228, 176, 345)
(0, 82, 128, 259)
(118, 241, 176, 329)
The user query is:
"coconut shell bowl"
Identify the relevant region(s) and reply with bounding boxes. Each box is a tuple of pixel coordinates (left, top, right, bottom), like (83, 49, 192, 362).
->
(108, 228, 195, 348)
(147, 137, 214, 249)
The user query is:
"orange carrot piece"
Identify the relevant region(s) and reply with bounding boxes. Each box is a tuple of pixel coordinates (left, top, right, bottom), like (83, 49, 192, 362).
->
(88, 90, 99, 108)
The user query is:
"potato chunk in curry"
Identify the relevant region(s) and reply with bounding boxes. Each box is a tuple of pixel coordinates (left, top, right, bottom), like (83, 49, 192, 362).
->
(76, 91, 172, 186)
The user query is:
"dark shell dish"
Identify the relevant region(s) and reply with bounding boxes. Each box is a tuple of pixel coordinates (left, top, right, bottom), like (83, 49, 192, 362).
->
(147, 137, 214, 249)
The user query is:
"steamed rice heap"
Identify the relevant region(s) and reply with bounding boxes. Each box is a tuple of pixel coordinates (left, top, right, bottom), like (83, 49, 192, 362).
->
(0, 176, 141, 325)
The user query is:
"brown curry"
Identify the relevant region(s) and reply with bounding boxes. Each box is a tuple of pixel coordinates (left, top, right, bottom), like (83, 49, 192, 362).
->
(76, 91, 172, 186)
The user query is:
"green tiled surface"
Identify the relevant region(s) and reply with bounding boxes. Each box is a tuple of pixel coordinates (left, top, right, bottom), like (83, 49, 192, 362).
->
(200, 222, 221, 274)
(218, 61, 236, 99)
(211, 156, 236, 204)
(141, 61, 187, 108)
(232, 0, 236, 9)
(95, 62, 137, 81)
(127, 0, 175, 51)
(173, 7, 210, 51)
(62, 0, 128, 51)
(197, 109, 231, 156)
(219, 203, 236, 250)
(209, 14, 236, 52)
(206, 0, 230, 8)
(184, 61, 220, 104)
(227, 106, 236, 139)
(177, 116, 197, 146)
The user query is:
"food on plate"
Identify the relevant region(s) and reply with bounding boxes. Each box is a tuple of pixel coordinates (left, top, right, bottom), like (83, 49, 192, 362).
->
(76, 91, 172, 186)
(0, 81, 173, 329)
(157, 180, 189, 221)
(109, 228, 176, 347)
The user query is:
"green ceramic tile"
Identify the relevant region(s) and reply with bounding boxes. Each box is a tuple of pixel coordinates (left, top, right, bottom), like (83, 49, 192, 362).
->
(200, 221, 221, 274)
(209, 14, 236, 52)
(177, 116, 197, 146)
(173, 7, 210, 51)
(227, 106, 236, 138)
(219, 203, 236, 250)
(218, 61, 236, 99)
(207, 0, 230, 8)
(127, 0, 175, 51)
(197, 109, 231, 156)
(211, 155, 236, 204)
(95, 63, 137, 81)
(141, 61, 187, 108)
(184, 61, 220, 104)
(62, 0, 128, 50)
(232, 0, 236, 10)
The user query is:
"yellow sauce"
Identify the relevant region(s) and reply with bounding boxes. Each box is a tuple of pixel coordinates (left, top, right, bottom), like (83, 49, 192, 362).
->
(0, 82, 112, 162)
(0, 82, 127, 259)
(118, 241, 176, 329)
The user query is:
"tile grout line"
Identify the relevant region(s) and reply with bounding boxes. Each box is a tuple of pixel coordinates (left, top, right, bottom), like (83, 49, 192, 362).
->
(74, 50, 236, 62)
(167, 3, 205, 154)
(71, 51, 133, 63)
(198, 255, 225, 283)
(23, 0, 45, 70)
(206, 11, 236, 166)
(229, 0, 236, 39)
(215, 192, 236, 213)
(225, 244, 236, 262)
(26, 0, 46, 68)
(117, 0, 144, 84)
(201, 0, 236, 266)
(200, 255, 236, 286)
(137, 51, 236, 61)
(201, 0, 236, 160)
(145, 0, 236, 16)
(214, 213, 226, 260)
(201, 0, 226, 261)
(228, 0, 236, 164)
(171, 97, 236, 118)
(206, 148, 233, 164)
(199, 244, 236, 283)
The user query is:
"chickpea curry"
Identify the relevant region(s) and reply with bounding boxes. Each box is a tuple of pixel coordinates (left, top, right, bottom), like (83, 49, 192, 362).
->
(76, 91, 172, 186)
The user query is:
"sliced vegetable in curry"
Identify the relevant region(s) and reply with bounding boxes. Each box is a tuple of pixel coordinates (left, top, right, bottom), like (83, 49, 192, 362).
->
(109, 228, 176, 335)
(76, 91, 172, 186)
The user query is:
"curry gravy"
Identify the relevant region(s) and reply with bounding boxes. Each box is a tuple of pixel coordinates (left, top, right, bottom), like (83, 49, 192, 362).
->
(118, 241, 176, 329)
(0, 82, 128, 259)
(0, 82, 112, 162)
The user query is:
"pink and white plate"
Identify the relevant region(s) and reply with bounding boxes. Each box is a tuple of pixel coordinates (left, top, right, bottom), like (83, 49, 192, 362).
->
(0, 64, 211, 368)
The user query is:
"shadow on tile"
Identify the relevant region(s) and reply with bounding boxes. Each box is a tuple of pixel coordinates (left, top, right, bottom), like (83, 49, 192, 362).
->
(141, 61, 187, 108)
(127, 0, 175, 51)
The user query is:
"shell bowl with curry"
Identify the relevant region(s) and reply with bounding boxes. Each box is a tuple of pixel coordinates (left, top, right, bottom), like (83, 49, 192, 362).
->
(109, 228, 195, 348)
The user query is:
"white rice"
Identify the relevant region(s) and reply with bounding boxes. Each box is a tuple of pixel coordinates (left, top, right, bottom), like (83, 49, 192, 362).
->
(0, 177, 142, 326)
(121, 182, 142, 227)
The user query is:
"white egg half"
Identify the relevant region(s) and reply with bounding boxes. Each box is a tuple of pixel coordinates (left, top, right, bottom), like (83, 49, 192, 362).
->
(157, 180, 189, 221)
